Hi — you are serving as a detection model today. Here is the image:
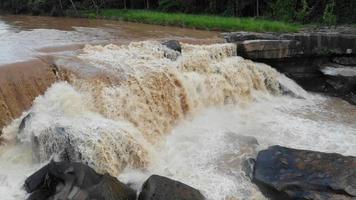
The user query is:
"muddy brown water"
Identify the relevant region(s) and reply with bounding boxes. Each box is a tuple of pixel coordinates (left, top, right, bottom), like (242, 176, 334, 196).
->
(0, 15, 221, 130)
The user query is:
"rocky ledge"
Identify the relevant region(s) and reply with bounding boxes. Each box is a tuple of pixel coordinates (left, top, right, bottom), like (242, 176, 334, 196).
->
(253, 145, 356, 200)
(25, 161, 206, 200)
(223, 28, 356, 104)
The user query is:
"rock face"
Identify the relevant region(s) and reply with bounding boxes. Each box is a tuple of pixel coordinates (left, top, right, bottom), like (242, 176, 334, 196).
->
(253, 145, 356, 200)
(25, 161, 136, 200)
(223, 29, 356, 105)
(224, 30, 356, 58)
(139, 175, 206, 200)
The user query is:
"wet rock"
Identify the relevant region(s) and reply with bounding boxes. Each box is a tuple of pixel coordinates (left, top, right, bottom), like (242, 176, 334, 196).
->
(162, 40, 181, 61)
(223, 31, 279, 42)
(281, 32, 356, 56)
(28, 123, 147, 176)
(162, 40, 182, 53)
(25, 161, 136, 200)
(223, 30, 356, 105)
(346, 93, 356, 105)
(138, 175, 205, 200)
(332, 57, 356, 66)
(224, 31, 356, 59)
(30, 127, 79, 163)
(320, 64, 356, 104)
(19, 112, 33, 132)
(253, 145, 356, 200)
(216, 133, 260, 181)
(236, 39, 301, 59)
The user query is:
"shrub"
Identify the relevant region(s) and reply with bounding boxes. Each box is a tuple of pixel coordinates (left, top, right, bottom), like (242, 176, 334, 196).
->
(296, 0, 310, 24)
(322, 0, 337, 26)
(157, 0, 186, 12)
(268, 0, 297, 22)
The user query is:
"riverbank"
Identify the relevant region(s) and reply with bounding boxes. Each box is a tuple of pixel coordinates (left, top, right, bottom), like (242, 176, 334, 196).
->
(81, 9, 300, 33)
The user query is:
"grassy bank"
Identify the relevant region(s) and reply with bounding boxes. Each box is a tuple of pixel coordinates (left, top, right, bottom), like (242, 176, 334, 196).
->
(82, 9, 300, 33)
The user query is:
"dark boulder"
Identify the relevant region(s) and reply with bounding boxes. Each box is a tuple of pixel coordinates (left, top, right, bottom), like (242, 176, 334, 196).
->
(253, 145, 356, 200)
(25, 161, 136, 200)
(19, 112, 33, 133)
(320, 64, 356, 103)
(162, 40, 182, 53)
(161, 40, 182, 61)
(139, 175, 205, 200)
(332, 57, 356, 66)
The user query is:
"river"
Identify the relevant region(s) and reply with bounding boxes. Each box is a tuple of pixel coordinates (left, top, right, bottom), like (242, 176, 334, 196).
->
(0, 15, 355, 200)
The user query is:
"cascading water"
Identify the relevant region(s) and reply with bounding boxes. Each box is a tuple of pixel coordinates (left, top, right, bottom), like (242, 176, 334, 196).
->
(1, 41, 355, 200)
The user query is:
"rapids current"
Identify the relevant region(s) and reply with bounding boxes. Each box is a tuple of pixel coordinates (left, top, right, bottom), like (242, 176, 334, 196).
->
(0, 41, 355, 200)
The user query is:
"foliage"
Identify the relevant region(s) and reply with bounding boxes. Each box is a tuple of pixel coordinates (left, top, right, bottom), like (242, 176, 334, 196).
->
(295, 0, 310, 23)
(157, 0, 185, 12)
(27, 0, 47, 14)
(322, 0, 336, 26)
(0, 0, 355, 24)
(268, 0, 296, 22)
(83, 9, 300, 32)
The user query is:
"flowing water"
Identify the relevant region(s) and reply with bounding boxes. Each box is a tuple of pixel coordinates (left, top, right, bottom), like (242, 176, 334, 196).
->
(0, 16, 355, 200)
(0, 15, 220, 64)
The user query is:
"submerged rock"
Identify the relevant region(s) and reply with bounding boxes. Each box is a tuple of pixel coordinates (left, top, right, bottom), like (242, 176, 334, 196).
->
(162, 40, 182, 53)
(19, 112, 33, 133)
(28, 124, 148, 176)
(162, 40, 182, 61)
(139, 175, 205, 200)
(220, 133, 259, 179)
(253, 145, 356, 200)
(25, 161, 136, 200)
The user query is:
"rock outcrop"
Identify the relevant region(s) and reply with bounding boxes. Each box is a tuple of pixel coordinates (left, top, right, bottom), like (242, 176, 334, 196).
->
(139, 175, 206, 200)
(253, 145, 356, 200)
(25, 161, 136, 200)
(223, 28, 356, 105)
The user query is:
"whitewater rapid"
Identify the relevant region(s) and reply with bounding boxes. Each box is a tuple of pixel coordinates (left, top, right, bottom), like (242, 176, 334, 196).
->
(0, 41, 355, 200)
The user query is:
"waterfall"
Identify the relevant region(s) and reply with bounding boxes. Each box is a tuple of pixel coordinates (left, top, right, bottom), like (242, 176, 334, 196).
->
(3, 41, 281, 175)
(2, 41, 356, 200)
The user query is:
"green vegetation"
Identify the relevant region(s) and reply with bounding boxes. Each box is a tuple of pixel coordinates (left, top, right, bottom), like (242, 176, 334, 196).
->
(1, 0, 355, 27)
(322, 0, 337, 26)
(82, 9, 300, 32)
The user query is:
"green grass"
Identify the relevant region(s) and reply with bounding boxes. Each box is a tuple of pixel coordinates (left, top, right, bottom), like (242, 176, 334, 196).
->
(82, 9, 300, 33)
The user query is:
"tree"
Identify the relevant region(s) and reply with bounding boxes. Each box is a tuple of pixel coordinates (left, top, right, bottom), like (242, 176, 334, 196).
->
(90, 0, 106, 15)
(68, 0, 79, 15)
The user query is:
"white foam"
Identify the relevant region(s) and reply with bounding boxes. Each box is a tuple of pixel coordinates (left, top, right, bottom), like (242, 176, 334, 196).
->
(321, 66, 356, 77)
(120, 95, 356, 200)
(277, 73, 310, 99)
